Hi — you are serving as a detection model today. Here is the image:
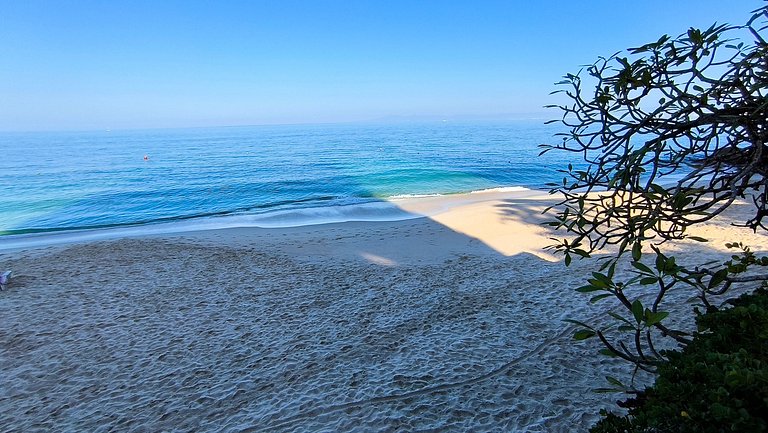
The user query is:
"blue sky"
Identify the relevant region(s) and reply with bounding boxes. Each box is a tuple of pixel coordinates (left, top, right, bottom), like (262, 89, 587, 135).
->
(0, 0, 761, 131)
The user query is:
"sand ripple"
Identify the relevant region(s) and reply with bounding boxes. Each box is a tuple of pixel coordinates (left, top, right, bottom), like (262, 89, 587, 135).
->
(1, 239, 652, 432)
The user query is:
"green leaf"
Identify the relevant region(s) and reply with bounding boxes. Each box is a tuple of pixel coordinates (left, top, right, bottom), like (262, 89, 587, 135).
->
(655, 253, 665, 272)
(573, 249, 591, 258)
(564, 319, 594, 329)
(688, 236, 709, 242)
(587, 278, 608, 289)
(646, 311, 669, 326)
(592, 272, 612, 286)
(573, 329, 597, 340)
(590, 293, 613, 303)
(632, 242, 642, 261)
(593, 387, 622, 393)
(564, 253, 572, 266)
(632, 262, 654, 274)
(663, 256, 678, 274)
(576, 285, 602, 293)
(650, 183, 667, 194)
(632, 299, 644, 323)
(708, 269, 728, 289)
(598, 348, 619, 357)
(640, 277, 659, 285)
(606, 376, 624, 387)
(608, 312, 634, 326)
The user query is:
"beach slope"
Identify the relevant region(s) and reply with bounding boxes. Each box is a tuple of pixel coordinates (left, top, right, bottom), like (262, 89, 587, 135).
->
(1, 191, 766, 432)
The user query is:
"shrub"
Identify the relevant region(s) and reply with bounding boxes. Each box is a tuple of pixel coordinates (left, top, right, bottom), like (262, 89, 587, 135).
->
(591, 288, 768, 433)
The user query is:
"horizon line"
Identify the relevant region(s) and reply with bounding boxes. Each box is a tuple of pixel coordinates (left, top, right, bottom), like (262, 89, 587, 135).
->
(0, 112, 554, 134)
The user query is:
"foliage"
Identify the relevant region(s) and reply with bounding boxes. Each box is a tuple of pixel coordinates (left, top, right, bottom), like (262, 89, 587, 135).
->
(542, 5, 768, 375)
(589, 288, 768, 433)
(566, 242, 768, 373)
(542, 7, 768, 246)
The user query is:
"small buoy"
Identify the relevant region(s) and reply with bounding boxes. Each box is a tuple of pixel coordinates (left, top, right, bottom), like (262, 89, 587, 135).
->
(143, 155, 149, 161)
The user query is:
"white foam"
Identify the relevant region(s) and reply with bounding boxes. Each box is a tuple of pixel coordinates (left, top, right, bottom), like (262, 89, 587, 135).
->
(0, 201, 424, 251)
(240, 201, 422, 228)
(0, 187, 539, 251)
(386, 193, 445, 200)
(468, 186, 531, 194)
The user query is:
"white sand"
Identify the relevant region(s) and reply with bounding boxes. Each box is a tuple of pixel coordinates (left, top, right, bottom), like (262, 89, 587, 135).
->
(1, 191, 767, 432)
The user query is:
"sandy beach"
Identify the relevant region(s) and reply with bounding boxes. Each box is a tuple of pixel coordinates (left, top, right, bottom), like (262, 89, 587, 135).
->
(2, 190, 767, 432)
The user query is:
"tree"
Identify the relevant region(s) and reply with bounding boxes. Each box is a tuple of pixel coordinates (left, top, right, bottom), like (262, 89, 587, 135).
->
(541, 5, 768, 375)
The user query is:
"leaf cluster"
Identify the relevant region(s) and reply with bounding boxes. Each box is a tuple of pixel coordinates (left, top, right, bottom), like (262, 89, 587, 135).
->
(565, 242, 768, 376)
(590, 288, 768, 433)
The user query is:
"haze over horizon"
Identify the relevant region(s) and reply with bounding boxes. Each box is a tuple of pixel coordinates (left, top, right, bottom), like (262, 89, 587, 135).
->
(0, 0, 760, 131)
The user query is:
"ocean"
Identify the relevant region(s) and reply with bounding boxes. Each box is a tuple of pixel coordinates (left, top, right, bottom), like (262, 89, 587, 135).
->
(0, 120, 565, 243)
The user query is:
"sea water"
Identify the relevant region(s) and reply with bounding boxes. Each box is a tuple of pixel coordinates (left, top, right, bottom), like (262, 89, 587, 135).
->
(0, 121, 566, 242)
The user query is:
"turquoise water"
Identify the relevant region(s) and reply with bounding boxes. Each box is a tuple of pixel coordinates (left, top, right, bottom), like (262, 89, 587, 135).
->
(0, 121, 563, 237)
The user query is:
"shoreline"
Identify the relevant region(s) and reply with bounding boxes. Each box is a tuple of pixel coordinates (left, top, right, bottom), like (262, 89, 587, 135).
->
(2, 191, 767, 432)
(0, 187, 552, 253)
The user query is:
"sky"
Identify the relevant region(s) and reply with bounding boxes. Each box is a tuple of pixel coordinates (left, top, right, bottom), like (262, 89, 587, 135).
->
(0, 0, 762, 131)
